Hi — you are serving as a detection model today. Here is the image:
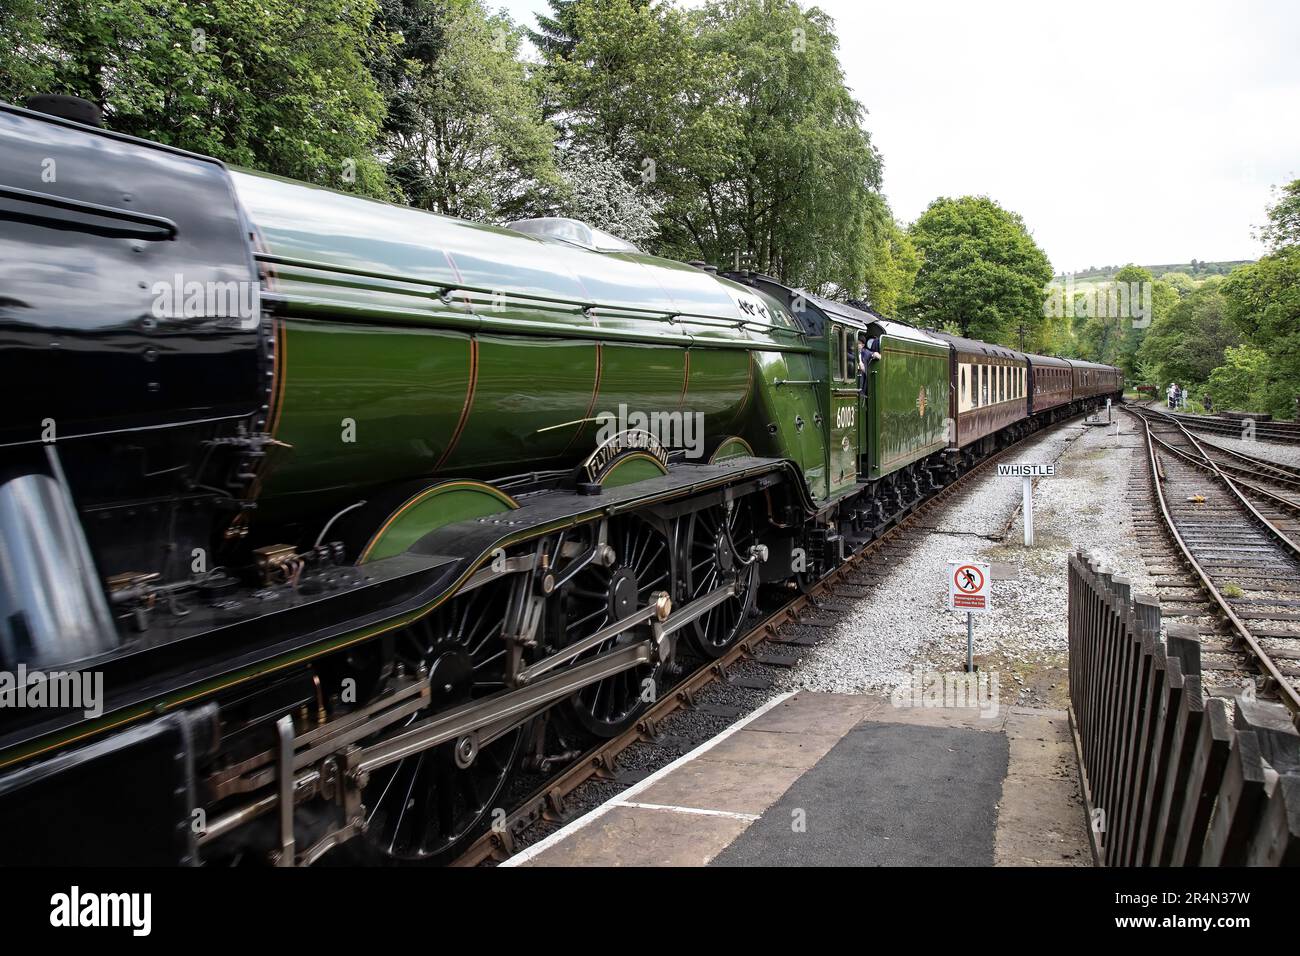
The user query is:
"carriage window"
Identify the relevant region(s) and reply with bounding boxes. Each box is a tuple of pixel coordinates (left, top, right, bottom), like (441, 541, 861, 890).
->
(845, 330, 857, 381)
(980, 365, 988, 405)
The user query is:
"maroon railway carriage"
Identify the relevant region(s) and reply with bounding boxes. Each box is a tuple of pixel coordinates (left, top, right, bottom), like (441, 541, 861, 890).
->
(1026, 353, 1073, 417)
(929, 331, 1031, 455)
(1070, 359, 1123, 401)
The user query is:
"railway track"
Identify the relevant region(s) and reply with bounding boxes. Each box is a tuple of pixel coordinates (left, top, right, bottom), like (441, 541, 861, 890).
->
(1126, 403, 1300, 721)
(1147, 406, 1300, 444)
(452, 412, 1092, 866)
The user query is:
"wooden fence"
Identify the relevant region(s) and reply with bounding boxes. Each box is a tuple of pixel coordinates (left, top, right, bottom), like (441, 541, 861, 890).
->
(1067, 551, 1300, 865)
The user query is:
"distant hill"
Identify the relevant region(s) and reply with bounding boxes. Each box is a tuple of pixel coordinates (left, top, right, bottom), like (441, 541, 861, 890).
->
(1054, 260, 1254, 282)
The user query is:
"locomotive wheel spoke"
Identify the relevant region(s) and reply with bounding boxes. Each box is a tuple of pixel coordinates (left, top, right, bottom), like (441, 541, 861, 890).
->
(550, 515, 673, 738)
(682, 497, 760, 658)
(356, 574, 523, 864)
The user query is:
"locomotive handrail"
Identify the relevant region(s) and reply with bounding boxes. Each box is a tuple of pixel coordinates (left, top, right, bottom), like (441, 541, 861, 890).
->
(0, 183, 178, 240)
(256, 251, 807, 341)
(261, 290, 819, 354)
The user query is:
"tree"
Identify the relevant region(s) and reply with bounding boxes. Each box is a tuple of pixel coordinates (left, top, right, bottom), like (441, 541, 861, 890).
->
(1100, 265, 1178, 379)
(1256, 179, 1300, 251)
(4, 0, 394, 197)
(1135, 279, 1237, 391)
(0, 0, 53, 102)
(547, 0, 886, 297)
(858, 195, 920, 317)
(902, 196, 1053, 344)
(1206, 345, 1273, 413)
(379, 0, 561, 221)
(528, 0, 650, 129)
(529, 0, 583, 60)
(684, 0, 884, 295)
(1159, 271, 1197, 297)
(1220, 246, 1300, 418)
(554, 138, 663, 245)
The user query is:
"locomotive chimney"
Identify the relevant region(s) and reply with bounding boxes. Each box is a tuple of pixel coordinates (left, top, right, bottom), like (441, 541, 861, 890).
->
(25, 94, 103, 128)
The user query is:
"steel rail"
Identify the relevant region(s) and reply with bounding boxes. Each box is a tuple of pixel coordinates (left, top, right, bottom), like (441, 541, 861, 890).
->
(1140, 411, 1300, 560)
(1144, 429, 1300, 530)
(1128, 405, 1300, 718)
(1138, 404, 1300, 445)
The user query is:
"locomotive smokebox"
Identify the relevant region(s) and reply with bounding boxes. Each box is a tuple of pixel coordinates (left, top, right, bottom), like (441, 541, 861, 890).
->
(0, 101, 268, 641)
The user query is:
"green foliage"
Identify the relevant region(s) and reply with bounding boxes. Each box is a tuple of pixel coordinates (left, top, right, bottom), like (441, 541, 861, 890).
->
(1205, 344, 1274, 413)
(1160, 271, 1197, 297)
(1257, 179, 1300, 251)
(378, 0, 561, 221)
(529, 0, 583, 60)
(1219, 247, 1300, 418)
(902, 196, 1053, 345)
(0, 0, 53, 100)
(547, 0, 887, 299)
(1135, 280, 1237, 393)
(3, 0, 394, 196)
(859, 197, 920, 317)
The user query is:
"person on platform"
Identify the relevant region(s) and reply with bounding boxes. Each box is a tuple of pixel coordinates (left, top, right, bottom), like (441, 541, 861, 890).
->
(1167, 382, 1178, 409)
(1203, 392, 1214, 413)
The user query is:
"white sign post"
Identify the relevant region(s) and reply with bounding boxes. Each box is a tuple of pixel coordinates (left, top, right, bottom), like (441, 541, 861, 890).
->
(997, 463, 1056, 547)
(948, 560, 990, 673)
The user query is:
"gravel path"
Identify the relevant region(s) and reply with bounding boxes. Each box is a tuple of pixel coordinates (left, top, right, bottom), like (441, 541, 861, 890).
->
(780, 417, 1150, 709)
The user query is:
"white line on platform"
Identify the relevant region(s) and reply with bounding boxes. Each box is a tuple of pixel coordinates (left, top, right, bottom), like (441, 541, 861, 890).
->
(614, 801, 760, 821)
(499, 690, 795, 867)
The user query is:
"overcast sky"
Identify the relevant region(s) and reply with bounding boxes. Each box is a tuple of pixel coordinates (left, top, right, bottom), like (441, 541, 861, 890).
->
(496, 0, 1298, 273)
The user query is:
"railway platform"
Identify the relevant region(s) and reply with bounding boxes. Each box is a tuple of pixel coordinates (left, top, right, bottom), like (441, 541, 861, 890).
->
(504, 690, 1090, 867)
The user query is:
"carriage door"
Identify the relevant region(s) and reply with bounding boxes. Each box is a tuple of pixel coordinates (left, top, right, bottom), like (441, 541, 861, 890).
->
(829, 324, 860, 493)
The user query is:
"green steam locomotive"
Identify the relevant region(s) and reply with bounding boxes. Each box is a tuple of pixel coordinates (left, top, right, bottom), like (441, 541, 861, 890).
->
(0, 98, 1120, 864)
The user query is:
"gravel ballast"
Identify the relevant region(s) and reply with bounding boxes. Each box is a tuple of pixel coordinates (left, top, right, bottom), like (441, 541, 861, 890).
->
(780, 417, 1150, 709)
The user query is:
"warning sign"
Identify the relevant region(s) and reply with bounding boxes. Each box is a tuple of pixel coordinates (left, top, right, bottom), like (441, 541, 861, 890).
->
(948, 560, 991, 613)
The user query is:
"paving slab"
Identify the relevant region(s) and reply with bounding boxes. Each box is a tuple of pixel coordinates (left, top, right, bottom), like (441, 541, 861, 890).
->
(509, 692, 1090, 868)
(710, 721, 1008, 866)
